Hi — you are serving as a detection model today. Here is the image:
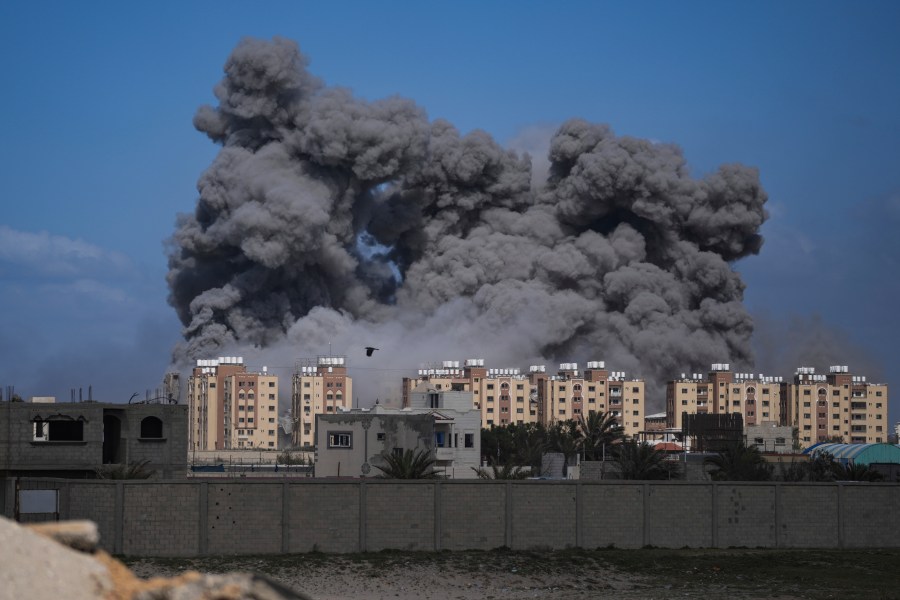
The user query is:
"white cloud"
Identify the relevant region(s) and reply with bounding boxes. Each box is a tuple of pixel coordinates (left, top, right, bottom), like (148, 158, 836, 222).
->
(41, 279, 136, 305)
(0, 225, 130, 276)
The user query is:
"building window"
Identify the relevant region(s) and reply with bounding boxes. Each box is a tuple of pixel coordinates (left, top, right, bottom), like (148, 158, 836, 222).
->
(328, 432, 352, 448)
(140, 416, 164, 439)
(33, 418, 85, 442)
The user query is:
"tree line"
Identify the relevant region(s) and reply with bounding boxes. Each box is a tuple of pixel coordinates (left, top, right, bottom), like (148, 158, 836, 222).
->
(371, 410, 886, 481)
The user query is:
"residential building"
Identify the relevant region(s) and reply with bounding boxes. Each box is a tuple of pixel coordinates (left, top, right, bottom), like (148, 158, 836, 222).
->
(315, 386, 481, 478)
(666, 364, 784, 431)
(405, 386, 481, 474)
(188, 357, 279, 451)
(745, 422, 793, 454)
(402, 358, 644, 436)
(0, 399, 187, 478)
(782, 366, 888, 447)
(644, 412, 667, 433)
(402, 359, 534, 427)
(314, 411, 433, 478)
(538, 362, 645, 438)
(291, 356, 353, 449)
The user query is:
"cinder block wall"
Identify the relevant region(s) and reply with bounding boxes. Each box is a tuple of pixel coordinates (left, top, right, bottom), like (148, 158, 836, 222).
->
(5, 479, 900, 556)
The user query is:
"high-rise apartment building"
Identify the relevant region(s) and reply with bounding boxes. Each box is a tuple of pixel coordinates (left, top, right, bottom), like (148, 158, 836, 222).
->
(188, 357, 279, 451)
(402, 359, 644, 437)
(402, 359, 538, 427)
(666, 364, 888, 448)
(539, 362, 645, 438)
(666, 364, 784, 431)
(291, 356, 353, 449)
(782, 366, 888, 446)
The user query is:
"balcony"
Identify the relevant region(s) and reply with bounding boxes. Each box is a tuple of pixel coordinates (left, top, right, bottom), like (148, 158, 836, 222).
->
(435, 447, 454, 461)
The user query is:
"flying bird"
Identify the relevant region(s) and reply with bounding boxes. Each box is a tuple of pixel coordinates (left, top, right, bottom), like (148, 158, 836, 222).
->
(365, 346, 379, 357)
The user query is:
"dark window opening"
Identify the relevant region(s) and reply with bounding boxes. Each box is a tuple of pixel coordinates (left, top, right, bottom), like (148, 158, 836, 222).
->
(140, 416, 164, 439)
(48, 420, 84, 441)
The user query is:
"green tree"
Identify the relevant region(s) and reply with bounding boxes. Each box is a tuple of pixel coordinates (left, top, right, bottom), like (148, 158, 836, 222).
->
(95, 459, 155, 480)
(704, 442, 773, 481)
(776, 458, 811, 482)
(833, 461, 884, 482)
(578, 410, 624, 461)
(805, 452, 836, 482)
(612, 440, 673, 480)
(546, 420, 582, 477)
(373, 448, 440, 479)
(472, 462, 531, 479)
(480, 422, 547, 470)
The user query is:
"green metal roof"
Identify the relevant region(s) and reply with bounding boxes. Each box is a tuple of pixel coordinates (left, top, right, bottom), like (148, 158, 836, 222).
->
(803, 442, 900, 466)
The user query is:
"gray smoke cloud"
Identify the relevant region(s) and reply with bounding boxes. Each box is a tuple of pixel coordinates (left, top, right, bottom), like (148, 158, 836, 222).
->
(167, 37, 768, 409)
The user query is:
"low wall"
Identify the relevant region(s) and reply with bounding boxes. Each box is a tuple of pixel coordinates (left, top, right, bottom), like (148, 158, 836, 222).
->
(4, 478, 899, 556)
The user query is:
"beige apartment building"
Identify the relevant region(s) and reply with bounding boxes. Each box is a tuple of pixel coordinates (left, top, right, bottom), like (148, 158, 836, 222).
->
(782, 366, 888, 447)
(540, 362, 645, 438)
(188, 357, 280, 451)
(402, 359, 645, 437)
(402, 359, 538, 427)
(666, 364, 784, 431)
(291, 356, 353, 449)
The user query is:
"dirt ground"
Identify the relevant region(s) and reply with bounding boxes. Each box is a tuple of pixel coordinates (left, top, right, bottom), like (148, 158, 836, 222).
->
(124, 548, 900, 600)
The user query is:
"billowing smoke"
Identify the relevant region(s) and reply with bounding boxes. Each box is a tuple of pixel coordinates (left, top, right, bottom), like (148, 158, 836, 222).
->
(167, 37, 768, 408)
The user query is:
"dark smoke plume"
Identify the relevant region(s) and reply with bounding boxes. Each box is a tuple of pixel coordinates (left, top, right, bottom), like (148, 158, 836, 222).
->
(167, 37, 768, 407)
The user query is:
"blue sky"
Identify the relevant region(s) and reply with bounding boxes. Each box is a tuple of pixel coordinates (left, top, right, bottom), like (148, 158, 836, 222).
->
(1, 2, 898, 422)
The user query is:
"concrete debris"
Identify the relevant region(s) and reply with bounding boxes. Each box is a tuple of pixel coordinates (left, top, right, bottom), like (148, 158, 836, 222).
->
(1, 516, 311, 600)
(27, 519, 99, 553)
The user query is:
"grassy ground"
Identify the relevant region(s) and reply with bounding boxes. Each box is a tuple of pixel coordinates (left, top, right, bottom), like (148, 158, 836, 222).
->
(121, 547, 900, 599)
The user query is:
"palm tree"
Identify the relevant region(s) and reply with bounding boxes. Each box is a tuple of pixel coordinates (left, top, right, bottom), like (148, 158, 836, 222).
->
(612, 440, 672, 480)
(833, 461, 884, 482)
(95, 459, 155, 480)
(578, 410, 624, 461)
(804, 452, 833, 481)
(472, 462, 531, 480)
(704, 442, 772, 481)
(546, 420, 582, 477)
(373, 448, 440, 479)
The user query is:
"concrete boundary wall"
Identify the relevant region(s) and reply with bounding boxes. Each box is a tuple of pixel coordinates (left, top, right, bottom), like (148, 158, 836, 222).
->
(4, 479, 899, 556)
